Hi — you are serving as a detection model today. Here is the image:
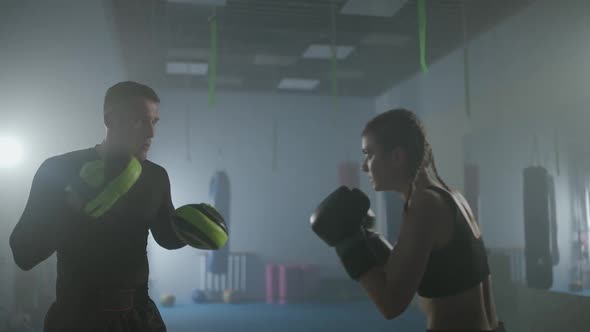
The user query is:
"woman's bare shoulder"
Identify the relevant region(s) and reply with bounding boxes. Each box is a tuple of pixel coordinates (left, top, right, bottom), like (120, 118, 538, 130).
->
(409, 186, 454, 219)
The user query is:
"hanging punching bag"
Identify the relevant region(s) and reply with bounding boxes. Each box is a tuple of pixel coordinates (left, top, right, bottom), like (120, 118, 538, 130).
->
(207, 171, 230, 274)
(523, 166, 554, 289)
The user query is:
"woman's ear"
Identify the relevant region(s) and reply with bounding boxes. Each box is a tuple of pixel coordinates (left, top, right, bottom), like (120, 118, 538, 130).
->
(390, 147, 407, 166)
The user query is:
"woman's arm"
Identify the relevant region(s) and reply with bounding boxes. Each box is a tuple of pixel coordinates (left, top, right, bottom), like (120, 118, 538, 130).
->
(359, 190, 443, 319)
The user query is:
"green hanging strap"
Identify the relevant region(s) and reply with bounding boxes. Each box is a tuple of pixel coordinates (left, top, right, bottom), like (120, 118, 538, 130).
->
(462, 2, 471, 119)
(209, 12, 217, 108)
(418, 0, 428, 74)
(330, 2, 338, 97)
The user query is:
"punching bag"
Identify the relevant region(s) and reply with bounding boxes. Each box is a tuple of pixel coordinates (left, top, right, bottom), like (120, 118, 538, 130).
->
(207, 171, 230, 274)
(523, 166, 557, 289)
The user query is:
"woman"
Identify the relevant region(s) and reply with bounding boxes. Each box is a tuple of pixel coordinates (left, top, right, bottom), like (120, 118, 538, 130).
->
(311, 108, 504, 331)
(360, 108, 505, 331)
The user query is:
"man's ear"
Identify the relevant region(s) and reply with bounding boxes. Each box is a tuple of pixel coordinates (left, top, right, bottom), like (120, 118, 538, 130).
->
(104, 112, 112, 129)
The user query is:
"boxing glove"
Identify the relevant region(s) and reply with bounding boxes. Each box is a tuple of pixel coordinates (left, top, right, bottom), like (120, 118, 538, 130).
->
(310, 186, 392, 280)
(310, 186, 370, 246)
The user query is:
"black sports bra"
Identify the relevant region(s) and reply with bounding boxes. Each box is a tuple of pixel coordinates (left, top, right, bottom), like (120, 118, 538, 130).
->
(416, 186, 490, 298)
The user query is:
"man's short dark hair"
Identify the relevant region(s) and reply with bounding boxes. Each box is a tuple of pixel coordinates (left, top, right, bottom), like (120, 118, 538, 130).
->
(104, 81, 160, 113)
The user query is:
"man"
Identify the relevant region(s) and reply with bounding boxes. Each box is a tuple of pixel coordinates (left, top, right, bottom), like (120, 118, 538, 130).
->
(10, 81, 209, 331)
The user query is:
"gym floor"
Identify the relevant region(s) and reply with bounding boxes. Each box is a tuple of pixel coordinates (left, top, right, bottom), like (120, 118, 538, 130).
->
(159, 300, 426, 332)
(25, 302, 424, 332)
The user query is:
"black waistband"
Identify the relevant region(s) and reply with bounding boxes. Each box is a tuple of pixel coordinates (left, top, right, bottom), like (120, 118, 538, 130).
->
(56, 285, 149, 312)
(426, 321, 505, 332)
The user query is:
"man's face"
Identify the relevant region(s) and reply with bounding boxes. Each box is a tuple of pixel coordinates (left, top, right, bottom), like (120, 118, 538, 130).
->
(105, 98, 160, 161)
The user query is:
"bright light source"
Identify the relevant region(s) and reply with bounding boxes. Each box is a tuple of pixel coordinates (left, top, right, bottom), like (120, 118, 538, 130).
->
(278, 78, 320, 91)
(166, 62, 209, 76)
(302, 45, 355, 60)
(0, 136, 24, 168)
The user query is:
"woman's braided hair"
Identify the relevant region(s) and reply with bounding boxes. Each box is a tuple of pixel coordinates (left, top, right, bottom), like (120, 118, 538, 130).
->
(362, 108, 449, 211)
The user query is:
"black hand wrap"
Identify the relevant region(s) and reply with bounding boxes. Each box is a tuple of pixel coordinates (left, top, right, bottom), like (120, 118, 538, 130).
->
(310, 186, 393, 280)
(335, 228, 393, 280)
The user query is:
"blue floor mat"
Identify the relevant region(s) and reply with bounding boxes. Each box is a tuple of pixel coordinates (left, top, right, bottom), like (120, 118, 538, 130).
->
(159, 301, 426, 332)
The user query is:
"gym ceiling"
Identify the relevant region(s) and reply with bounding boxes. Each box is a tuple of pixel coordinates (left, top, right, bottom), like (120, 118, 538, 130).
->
(110, 0, 534, 97)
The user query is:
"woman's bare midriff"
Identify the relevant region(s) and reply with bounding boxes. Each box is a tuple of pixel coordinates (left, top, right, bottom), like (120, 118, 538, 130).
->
(416, 183, 499, 330)
(418, 276, 498, 330)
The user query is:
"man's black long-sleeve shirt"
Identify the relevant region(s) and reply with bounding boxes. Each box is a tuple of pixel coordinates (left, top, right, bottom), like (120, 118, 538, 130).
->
(9, 147, 185, 295)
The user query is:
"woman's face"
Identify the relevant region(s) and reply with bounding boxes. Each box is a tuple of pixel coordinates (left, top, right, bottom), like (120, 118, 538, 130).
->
(361, 133, 408, 192)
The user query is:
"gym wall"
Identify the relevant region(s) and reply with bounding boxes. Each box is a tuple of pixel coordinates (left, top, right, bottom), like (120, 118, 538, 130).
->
(374, 0, 590, 292)
(0, 0, 125, 316)
(147, 89, 375, 302)
(374, 0, 590, 330)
